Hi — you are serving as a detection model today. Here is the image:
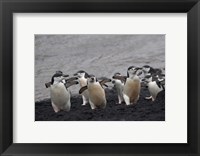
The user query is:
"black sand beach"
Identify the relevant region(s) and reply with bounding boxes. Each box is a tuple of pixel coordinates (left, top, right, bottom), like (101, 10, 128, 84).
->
(35, 87, 165, 121)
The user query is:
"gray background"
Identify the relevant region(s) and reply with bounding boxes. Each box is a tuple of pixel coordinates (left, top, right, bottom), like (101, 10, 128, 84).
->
(35, 35, 165, 101)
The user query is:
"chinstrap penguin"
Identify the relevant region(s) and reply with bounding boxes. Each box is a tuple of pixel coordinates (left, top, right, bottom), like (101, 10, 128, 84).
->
(74, 70, 90, 106)
(47, 72, 78, 112)
(113, 66, 141, 105)
(143, 75, 164, 101)
(79, 75, 111, 109)
(112, 72, 124, 104)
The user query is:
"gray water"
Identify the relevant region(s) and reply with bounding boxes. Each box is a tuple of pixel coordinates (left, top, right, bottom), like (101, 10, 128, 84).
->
(35, 35, 165, 101)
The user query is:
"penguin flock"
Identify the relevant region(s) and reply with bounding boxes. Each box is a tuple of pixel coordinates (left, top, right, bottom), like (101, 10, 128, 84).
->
(45, 65, 165, 113)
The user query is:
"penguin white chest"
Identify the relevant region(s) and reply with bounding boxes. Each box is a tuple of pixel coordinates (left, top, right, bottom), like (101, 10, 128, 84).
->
(114, 80, 124, 103)
(50, 83, 70, 111)
(79, 78, 87, 87)
(123, 77, 141, 104)
(79, 78, 89, 105)
(114, 80, 124, 92)
(148, 81, 163, 100)
(88, 83, 106, 109)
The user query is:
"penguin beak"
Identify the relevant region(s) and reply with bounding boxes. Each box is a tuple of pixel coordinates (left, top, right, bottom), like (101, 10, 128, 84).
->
(73, 73, 78, 76)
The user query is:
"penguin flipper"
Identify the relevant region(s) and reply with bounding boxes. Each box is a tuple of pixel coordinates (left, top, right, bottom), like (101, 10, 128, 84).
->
(100, 79, 111, 87)
(45, 82, 51, 88)
(66, 77, 78, 82)
(65, 80, 79, 89)
(156, 80, 162, 89)
(79, 86, 88, 94)
(112, 76, 127, 83)
(103, 84, 108, 87)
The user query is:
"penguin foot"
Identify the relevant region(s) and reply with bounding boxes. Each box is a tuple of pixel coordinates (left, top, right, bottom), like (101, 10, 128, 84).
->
(81, 101, 89, 106)
(91, 107, 96, 110)
(82, 96, 88, 106)
(52, 103, 60, 113)
(145, 96, 152, 100)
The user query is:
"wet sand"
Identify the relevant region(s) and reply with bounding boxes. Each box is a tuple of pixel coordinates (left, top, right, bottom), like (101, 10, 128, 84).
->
(35, 87, 165, 121)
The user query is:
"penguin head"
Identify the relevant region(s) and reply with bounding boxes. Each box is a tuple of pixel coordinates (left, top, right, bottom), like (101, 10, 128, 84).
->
(128, 66, 136, 71)
(127, 66, 136, 77)
(114, 72, 121, 76)
(55, 71, 69, 78)
(112, 72, 122, 84)
(136, 68, 143, 77)
(142, 65, 151, 73)
(158, 73, 165, 81)
(127, 66, 140, 78)
(143, 75, 152, 83)
(51, 72, 69, 85)
(87, 75, 97, 84)
(74, 70, 89, 78)
(156, 74, 165, 89)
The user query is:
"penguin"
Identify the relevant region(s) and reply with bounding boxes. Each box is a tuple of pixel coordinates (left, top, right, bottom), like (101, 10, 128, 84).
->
(113, 66, 141, 105)
(142, 65, 162, 76)
(143, 75, 164, 101)
(79, 75, 111, 109)
(156, 74, 165, 90)
(112, 72, 124, 104)
(48, 72, 78, 113)
(74, 70, 90, 106)
(45, 71, 77, 88)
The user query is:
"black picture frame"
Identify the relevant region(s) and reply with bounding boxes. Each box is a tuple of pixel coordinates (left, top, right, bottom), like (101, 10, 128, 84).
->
(0, 0, 200, 155)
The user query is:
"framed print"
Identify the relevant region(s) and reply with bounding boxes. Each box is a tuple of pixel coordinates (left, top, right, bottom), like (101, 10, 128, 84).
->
(0, 0, 200, 156)
(15, 14, 186, 144)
